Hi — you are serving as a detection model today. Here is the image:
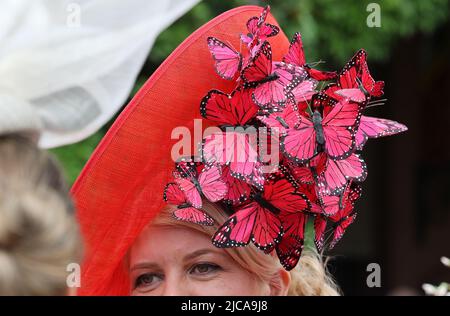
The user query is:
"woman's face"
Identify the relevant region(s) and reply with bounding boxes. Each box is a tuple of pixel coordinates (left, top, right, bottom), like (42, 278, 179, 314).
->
(129, 225, 285, 296)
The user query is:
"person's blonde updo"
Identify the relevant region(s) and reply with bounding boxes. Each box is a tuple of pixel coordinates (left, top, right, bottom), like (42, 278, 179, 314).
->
(0, 134, 82, 295)
(152, 200, 340, 296)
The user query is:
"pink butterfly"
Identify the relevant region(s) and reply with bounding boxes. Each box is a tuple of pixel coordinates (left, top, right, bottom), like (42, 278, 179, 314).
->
(163, 183, 214, 226)
(241, 41, 306, 109)
(240, 5, 279, 51)
(316, 153, 368, 196)
(257, 102, 300, 134)
(283, 32, 337, 81)
(355, 115, 408, 150)
(202, 131, 264, 190)
(212, 178, 310, 251)
(281, 98, 363, 163)
(174, 163, 228, 209)
(207, 37, 243, 80)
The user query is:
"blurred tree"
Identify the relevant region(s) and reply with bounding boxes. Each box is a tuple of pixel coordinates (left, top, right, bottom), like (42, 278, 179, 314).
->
(53, 0, 448, 184)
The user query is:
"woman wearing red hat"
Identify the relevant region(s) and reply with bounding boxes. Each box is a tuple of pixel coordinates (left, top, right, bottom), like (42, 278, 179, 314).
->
(72, 5, 406, 296)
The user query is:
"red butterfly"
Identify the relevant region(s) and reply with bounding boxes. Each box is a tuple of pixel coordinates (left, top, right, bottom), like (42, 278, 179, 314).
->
(163, 183, 214, 226)
(283, 32, 337, 81)
(355, 115, 408, 150)
(174, 162, 228, 209)
(281, 98, 363, 163)
(241, 41, 306, 109)
(329, 49, 384, 102)
(212, 178, 310, 251)
(275, 210, 308, 270)
(200, 88, 258, 126)
(207, 37, 243, 80)
(221, 165, 251, 205)
(240, 5, 279, 51)
(314, 183, 362, 251)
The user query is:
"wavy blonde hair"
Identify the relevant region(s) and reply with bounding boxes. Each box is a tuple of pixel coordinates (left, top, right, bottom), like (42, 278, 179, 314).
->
(152, 200, 340, 296)
(0, 134, 82, 295)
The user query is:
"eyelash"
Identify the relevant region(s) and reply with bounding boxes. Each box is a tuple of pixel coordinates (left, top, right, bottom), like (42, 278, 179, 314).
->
(134, 262, 222, 289)
(134, 273, 162, 289)
(189, 262, 222, 275)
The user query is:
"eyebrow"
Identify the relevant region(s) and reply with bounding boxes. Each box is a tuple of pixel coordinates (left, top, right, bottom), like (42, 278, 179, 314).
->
(183, 248, 228, 262)
(130, 248, 228, 271)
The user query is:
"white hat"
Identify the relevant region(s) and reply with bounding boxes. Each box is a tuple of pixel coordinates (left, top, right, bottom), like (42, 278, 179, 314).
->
(0, 0, 199, 148)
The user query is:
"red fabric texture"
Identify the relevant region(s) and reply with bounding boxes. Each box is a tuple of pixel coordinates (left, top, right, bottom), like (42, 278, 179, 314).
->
(71, 5, 290, 296)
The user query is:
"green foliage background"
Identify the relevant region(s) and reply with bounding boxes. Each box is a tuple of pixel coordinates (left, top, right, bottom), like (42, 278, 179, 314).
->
(52, 0, 449, 184)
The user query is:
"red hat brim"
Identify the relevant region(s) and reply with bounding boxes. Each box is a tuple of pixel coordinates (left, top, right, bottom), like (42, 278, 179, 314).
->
(71, 5, 290, 296)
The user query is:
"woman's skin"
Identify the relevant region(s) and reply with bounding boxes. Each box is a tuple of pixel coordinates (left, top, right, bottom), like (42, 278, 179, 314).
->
(129, 225, 290, 296)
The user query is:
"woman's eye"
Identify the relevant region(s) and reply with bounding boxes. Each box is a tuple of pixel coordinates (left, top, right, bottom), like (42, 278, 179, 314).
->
(134, 273, 162, 289)
(190, 263, 221, 275)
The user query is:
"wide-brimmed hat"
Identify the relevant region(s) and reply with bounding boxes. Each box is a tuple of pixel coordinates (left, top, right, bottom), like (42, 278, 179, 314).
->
(72, 6, 289, 296)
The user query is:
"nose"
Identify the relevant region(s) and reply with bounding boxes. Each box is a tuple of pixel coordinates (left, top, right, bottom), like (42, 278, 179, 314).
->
(161, 275, 191, 296)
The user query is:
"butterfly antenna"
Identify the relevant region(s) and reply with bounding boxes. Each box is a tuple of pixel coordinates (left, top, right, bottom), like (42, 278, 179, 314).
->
(308, 59, 326, 67)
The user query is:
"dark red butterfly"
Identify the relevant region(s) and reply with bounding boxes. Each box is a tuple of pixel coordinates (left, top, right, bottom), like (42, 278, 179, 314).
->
(241, 41, 306, 109)
(329, 49, 384, 102)
(240, 5, 279, 51)
(174, 162, 228, 209)
(355, 115, 408, 150)
(221, 165, 251, 205)
(207, 37, 243, 80)
(200, 88, 258, 126)
(212, 178, 310, 251)
(314, 183, 362, 251)
(283, 32, 337, 81)
(163, 183, 214, 226)
(281, 98, 363, 163)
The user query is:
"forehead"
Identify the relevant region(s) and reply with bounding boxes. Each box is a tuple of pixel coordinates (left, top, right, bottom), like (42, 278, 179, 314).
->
(129, 225, 215, 263)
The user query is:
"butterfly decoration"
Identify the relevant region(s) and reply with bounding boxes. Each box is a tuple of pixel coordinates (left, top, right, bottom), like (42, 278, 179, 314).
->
(163, 6, 408, 270)
(283, 32, 337, 82)
(173, 159, 228, 209)
(280, 98, 363, 163)
(207, 37, 243, 80)
(327, 49, 384, 103)
(240, 5, 279, 52)
(164, 182, 215, 226)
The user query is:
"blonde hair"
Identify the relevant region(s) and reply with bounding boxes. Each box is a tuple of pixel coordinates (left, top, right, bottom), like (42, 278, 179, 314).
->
(0, 134, 82, 295)
(152, 200, 340, 296)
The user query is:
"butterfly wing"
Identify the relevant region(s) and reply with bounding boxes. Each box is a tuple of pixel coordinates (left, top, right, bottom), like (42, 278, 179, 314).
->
(197, 165, 228, 203)
(335, 88, 366, 103)
(221, 165, 251, 205)
(200, 89, 258, 126)
(173, 207, 215, 226)
(241, 41, 272, 86)
(322, 99, 362, 159)
(283, 32, 306, 66)
(163, 182, 187, 205)
(212, 201, 283, 251)
(174, 177, 202, 209)
(320, 154, 368, 195)
(281, 116, 316, 163)
(207, 37, 242, 80)
(314, 215, 327, 252)
(276, 212, 307, 270)
(355, 116, 408, 150)
(257, 102, 300, 134)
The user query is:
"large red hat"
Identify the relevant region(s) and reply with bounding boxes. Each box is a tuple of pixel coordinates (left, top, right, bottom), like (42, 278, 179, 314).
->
(71, 5, 290, 296)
